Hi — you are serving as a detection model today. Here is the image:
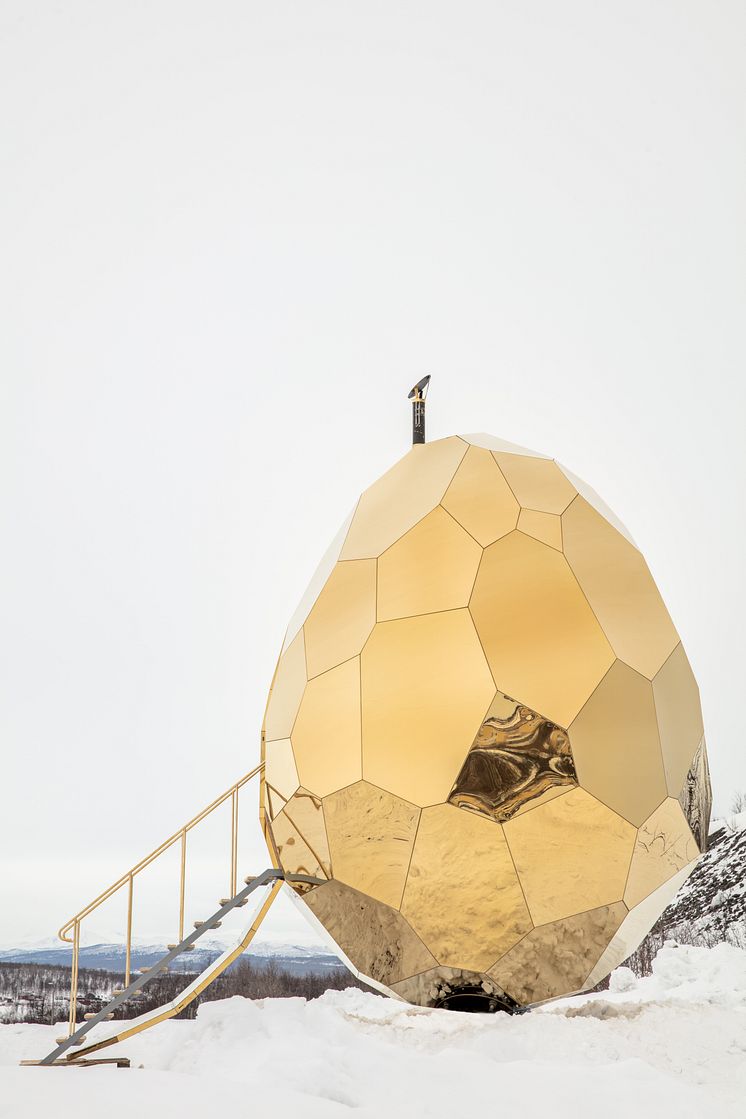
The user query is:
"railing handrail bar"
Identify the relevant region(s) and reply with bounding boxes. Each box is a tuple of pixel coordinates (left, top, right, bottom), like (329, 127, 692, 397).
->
(58, 762, 264, 942)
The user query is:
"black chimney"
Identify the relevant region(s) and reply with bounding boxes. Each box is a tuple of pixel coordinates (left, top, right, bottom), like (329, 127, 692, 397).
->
(408, 375, 431, 444)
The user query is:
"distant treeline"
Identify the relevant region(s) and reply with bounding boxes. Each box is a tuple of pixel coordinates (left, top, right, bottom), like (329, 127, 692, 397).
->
(0, 959, 375, 1026)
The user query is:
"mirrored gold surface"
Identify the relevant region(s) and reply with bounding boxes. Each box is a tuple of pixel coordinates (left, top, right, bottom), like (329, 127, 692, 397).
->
(493, 453, 577, 514)
(441, 445, 519, 546)
(470, 532, 614, 727)
(291, 656, 362, 796)
(263, 630, 307, 742)
(263, 737, 299, 803)
(282, 788, 332, 879)
(624, 798, 698, 909)
(391, 966, 512, 1008)
(516, 509, 563, 551)
(361, 610, 495, 806)
(569, 660, 667, 827)
(401, 804, 532, 971)
(678, 738, 711, 853)
(340, 438, 467, 560)
(304, 558, 376, 679)
(504, 788, 635, 925)
(653, 643, 705, 797)
(323, 781, 419, 908)
(271, 805, 330, 881)
(562, 496, 679, 680)
(282, 504, 358, 654)
(377, 506, 481, 621)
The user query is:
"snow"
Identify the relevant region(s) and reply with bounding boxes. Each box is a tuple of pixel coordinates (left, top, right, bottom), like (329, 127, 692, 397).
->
(1, 943, 744, 1118)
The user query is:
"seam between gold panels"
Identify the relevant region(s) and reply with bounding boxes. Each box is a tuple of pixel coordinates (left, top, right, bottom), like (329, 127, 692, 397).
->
(619, 824, 640, 905)
(281, 794, 332, 881)
(338, 494, 362, 557)
(397, 807, 423, 914)
(579, 901, 631, 991)
(500, 822, 536, 930)
(436, 499, 485, 551)
(276, 803, 330, 880)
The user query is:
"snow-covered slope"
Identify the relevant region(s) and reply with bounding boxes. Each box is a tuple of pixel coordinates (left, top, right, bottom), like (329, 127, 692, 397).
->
(1, 943, 744, 1119)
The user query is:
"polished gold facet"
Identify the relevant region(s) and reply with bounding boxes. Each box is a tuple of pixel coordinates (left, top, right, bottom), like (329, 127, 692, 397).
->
(493, 452, 577, 514)
(391, 966, 513, 1009)
(282, 505, 358, 654)
(263, 630, 307, 742)
(263, 737, 299, 804)
(504, 788, 636, 925)
(323, 781, 419, 909)
(562, 496, 679, 680)
(470, 532, 614, 727)
(291, 656, 361, 797)
(304, 559, 376, 678)
(282, 788, 332, 878)
(516, 509, 563, 551)
(340, 438, 467, 560)
(489, 903, 627, 1005)
(653, 643, 705, 796)
(441, 445, 519, 546)
(678, 737, 711, 853)
(361, 610, 495, 806)
(377, 506, 481, 621)
(272, 804, 330, 881)
(401, 804, 532, 971)
(569, 660, 667, 827)
(624, 798, 698, 909)
(304, 880, 437, 987)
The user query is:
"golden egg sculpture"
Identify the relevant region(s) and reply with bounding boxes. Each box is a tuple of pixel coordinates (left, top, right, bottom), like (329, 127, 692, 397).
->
(260, 433, 711, 1011)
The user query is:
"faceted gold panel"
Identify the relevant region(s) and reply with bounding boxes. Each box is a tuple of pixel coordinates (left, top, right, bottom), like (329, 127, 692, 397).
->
(391, 967, 513, 1010)
(504, 788, 636, 925)
(678, 738, 711, 853)
(462, 433, 549, 457)
(323, 781, 419, 909)
(488, 903, 627, 1005)
(340, 437, 467, 560)
(449, 692, 577, 823)
(653, 643, 705, 797)
(516, 509, 562, 551)
(624, 798, 698, 909)
(557, 462, 636, 547)
(282, 504, 358, 654)
(303, 559, 376, 679)
(401, 804, 532, 972)
(562, 496, 679, 680)
(271, 805, 330, 881)
(282, 788, 332, 879)
(568, 660, 667, 827)
(441, 445, 519, 546)
(291, 656, 362, 797)
(263, 737, 299, 804)
(470, 532, 614, 728)
(304, 880, 437, 988)
(263, 630, 307, 742)
(377, 506, 481, 621)
(361, 610, 496, 807)
(493, 452, 577, 514)
(264, 783, 287, 820)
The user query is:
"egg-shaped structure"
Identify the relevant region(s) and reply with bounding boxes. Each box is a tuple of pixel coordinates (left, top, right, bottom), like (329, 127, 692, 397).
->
(260, 433, 711, 1010)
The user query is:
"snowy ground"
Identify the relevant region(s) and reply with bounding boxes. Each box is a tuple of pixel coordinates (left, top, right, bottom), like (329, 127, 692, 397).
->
(1, 943, 744, 1119)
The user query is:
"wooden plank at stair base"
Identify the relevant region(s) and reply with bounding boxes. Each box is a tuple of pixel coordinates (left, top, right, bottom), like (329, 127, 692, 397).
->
(20, 1058, 130, 1068)
(64, 879, 284, 1061)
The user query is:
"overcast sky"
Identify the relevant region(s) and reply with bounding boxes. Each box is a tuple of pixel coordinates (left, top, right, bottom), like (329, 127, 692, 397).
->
(1, 1, 744, 947)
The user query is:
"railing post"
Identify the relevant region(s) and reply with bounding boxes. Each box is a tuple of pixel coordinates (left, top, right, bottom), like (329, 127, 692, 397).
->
(230, 789, 238, 898)
(125, 874, 133, 987)
(68, 919, 80, 1036)
(179, 828, 187, 942)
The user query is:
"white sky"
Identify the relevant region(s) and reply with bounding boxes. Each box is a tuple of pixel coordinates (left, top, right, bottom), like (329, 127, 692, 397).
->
(1, 1, 744, 946)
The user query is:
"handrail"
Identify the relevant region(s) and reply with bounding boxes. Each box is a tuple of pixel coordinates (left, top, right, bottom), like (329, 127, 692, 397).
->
(58, 762, 263, 943)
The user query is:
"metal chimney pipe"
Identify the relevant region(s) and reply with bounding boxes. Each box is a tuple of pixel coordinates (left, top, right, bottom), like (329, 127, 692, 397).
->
(408, 375, 431, 444)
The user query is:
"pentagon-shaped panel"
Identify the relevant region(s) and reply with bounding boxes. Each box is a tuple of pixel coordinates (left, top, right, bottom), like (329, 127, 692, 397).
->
(568, 660, 667, 827)
(340, 437, 467, 560)
(441, 444, 519, 546)
(361, 610, 496, 806)
(562, 496, 679, 680)
(624, 798, 699, 909)
(470, 532, 614, 728)
(504, 788, 636, 925)
(377, 506, 481, 621)
(493, 453, 577, 514)
(653, 643, 705, 797)
(291, 656, 362, 797)
(400, 803, 532, 972)
(303, 558, 376, 679)
(323, 781, 420, 909)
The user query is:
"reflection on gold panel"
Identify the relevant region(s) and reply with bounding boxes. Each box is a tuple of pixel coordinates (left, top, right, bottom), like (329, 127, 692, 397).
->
(264, 783, 287, 820)
(569, 660, 667, 827)
(678, 738, 711, 853)
(391, 966, 516, 1011)
(441, 445, 519, 546)
(449, 692, 577, 823)
(304, 880, 437, 987)
(283, 788, 332, 878)
(272, 806, 330, 881)
(361, 610, 495, 806)
(263, 630, 307, 742)
(323, 781, 419, 909)
(291, 656, 362, 797)
(401, 804, 532, 972)
(340, 437, 467, 560)
(504, 788, 635, 925)
(470, 532, 614, 728)
(516, 510, 562, 551)
(377, 506, 481, 621)
(562, 496, 679, 680)
(493, 453, 577, 514)
(304, 559, 377, 679)
(489, 903, 627, 1005)
(263, 737, 299, 803)
(653, 643, 705, 797)
(624, 798, 698, 909)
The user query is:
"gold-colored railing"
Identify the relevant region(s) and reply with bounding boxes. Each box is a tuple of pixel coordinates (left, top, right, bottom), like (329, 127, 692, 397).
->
(59, 762, 264, 1039)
